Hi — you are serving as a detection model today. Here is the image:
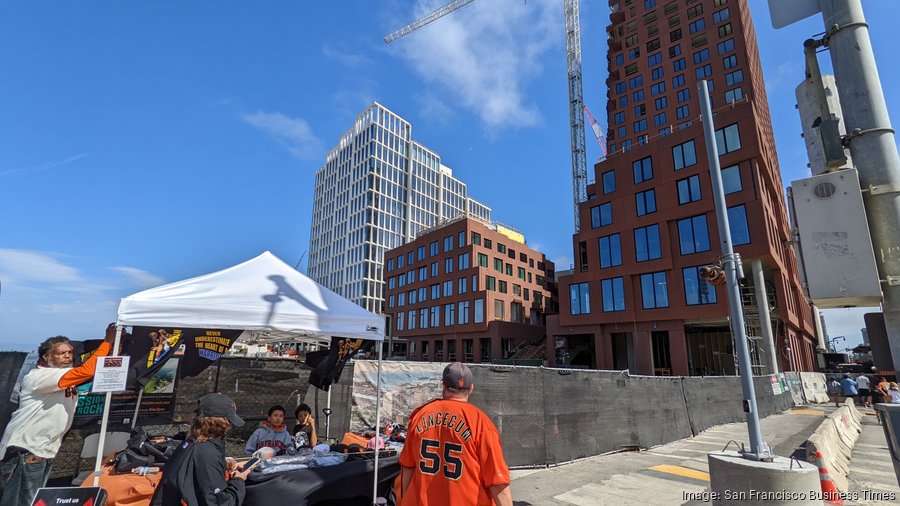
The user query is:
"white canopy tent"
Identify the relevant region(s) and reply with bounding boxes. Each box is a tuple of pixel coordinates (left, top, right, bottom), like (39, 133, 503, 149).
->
(93, 251, 388, 503)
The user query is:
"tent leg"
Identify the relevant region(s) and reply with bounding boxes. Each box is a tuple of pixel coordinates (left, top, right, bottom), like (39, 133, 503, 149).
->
(325, 387, 332, 439)
(213, 358, 222, 392)
(130, 388, 144, 430)
(372, 345, 383, 505)
(93, 325, 124, 487)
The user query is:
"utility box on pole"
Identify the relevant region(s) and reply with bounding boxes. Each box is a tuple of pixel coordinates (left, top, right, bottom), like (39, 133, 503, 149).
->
(790, 169, 882, 308)
(795, 75, 852, 175)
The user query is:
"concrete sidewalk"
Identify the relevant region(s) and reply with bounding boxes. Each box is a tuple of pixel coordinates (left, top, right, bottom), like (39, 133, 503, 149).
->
(510, 407, 827, 506)
(846, 410, 900, 505)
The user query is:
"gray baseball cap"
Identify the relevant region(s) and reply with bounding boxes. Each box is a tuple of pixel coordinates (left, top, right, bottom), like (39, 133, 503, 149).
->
(197, 393, 245, 427)
(442, 362, 473, 391)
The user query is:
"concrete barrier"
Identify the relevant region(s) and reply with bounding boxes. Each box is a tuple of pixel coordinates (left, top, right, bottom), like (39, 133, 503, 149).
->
(805, 400, 864, 497)
(800, 372, 830, 404)
(784, 371, 807, 405)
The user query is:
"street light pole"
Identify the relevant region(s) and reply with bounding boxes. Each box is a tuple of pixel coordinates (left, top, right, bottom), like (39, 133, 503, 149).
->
(698, 80, 770, 461)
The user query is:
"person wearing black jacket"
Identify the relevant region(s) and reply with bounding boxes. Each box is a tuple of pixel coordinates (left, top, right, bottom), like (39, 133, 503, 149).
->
(152, 394, 250, 506)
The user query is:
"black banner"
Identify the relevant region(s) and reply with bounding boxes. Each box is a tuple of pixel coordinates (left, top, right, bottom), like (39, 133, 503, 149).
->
(177, 329, 242, 378)
(308, 337, 373, 391)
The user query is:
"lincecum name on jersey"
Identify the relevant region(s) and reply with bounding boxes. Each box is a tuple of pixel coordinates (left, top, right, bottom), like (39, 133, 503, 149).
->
(414, 411, 473, 442)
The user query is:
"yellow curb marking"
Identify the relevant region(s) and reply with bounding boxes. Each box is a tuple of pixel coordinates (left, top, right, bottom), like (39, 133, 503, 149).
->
(648, 464, 711, 482)
(791, 409, 826, 415)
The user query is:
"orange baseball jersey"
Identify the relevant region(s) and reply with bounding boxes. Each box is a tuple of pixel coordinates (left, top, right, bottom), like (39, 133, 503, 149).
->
(399, 398, 510, 506)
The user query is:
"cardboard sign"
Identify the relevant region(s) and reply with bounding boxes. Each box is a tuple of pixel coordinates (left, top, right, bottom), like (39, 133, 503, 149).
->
(92, 356, 130, 393)
(31, 487, 106, 506)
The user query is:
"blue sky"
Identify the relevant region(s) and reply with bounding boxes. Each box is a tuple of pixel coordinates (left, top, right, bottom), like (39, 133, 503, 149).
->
(1, 0, 897, 352)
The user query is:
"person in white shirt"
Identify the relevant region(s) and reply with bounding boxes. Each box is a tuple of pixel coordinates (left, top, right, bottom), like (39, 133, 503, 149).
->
(0, 326, 117, 506)
(857, 374, 872, 407)
(889, 383, 900, 404)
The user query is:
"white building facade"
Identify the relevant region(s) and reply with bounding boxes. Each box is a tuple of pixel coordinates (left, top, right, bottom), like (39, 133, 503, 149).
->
(308, 102, 490, 314)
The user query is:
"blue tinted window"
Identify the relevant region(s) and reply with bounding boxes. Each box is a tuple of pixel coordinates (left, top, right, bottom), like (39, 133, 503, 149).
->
(635, 189, 657, 216)
(683, 266, 717, 305)
(633, 156, 653, 184)
(603, 170, 616, 194)
(640, 272, 669, 309)
(591, 203, 613, 228)
(728, 205, 750, 245)
(634, 224, 662, 262)
(677, 215, 711, 255)
(722, 164, 742, 194)
(570, 282, 591, 315)
(601, 277, 626, 312)
(599, 234, 622, 268)
(677, 175, 702, 204)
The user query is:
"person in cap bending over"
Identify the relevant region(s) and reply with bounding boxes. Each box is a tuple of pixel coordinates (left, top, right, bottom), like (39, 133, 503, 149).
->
(399, 362, 512, 506)
(151, 394, 251, 506)
(0, 325, 118, 506)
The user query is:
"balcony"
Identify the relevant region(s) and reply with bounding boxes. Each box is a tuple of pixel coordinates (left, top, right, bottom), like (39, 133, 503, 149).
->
(608, 39, 622, 52)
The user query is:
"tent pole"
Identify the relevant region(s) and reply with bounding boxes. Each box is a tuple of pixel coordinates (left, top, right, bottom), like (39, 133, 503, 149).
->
(372, 345, 383, 505)
(325, 386, 332, 439)
(213, 358, 222, 392)
(93, 325, 124, 486)
(130, 388, 144, 430)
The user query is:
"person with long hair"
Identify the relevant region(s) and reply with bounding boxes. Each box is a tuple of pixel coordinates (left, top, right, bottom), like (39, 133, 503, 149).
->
(151, 394, 251, 506)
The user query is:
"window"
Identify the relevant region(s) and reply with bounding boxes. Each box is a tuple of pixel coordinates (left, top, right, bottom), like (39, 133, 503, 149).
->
(397, 255, 405, 268)
(445, 257, 453, 274)
(431, 262, 438, 277)
(676, 105, 689, 119)
(409, 289, 416, 304)
(616, 82, 626, 94)
(599, 234, 623, 268)
(683, 266, 718, 305)
(727, 205, 750, 245)
(634, 119, 648, 133)
(722, 164, 742, 194)
(717, 38, 734, 54)
(673, 140, 697, 170)
(622, 139, 632, 151)
(659, 127, 671, 137)
(471, 232, 481, 245)
(617, 126, 626, 138)
(715, 123, 741, 154)
(498, 280, 507, 294)
(591, 203, 613, 228)
(603, 170, 616, 194)
(474, 299, 484, 323)
(635, 189, 657, 216)
(445, 304, 455, 326)
(387, 259, 394, 272)
(494, 300, 505, 321)
(723, 54, 738, 69)
(431, 284, 440, 300)
(638, 134, 649, 145)
(494, 258, 503, 272)
(602, 277, 626, 312)
(570, 282, 591, 315)
(633, 156, 653, 183)
(443, 280, 453, 297)
(443, 236, 454, 252)
(689, 18, 705, 33)
(634, 104, 646, 117)
(398, 292, 406, 306)
(512, 284, 521, 297)
(718, 23, 732, 37)
(629, 47, 641, 60)
(644, 0, 657, 9)
(388, 277, 396, 290)
(388, 295, 394, 308)
(724, 87, 743, 103)
(677, 174, 702, 204)
(478, 253, 488, 267)
(677, 88, 691, 103)
(713, 7, 730, 23)
(693, 48, 709, 64)
(419, 308, 428, 329)
(640, 272, 669, 309)
(669, 43, 682, 57)
(484, 238, 492, 249)
(486, 276, 496, 291)
(614, 111, 625, 124)
(673, 58, 686, 71)
(654, 112, 667, 126)
(655, 96, 667, 110)
(726, 69, 743, 86)
(651, 82, 666, 96)
(651, 66, 664, 80)
(407, 271, 414, 284)
(458, 277, 467, 294)
(429, 241, 439, 256)
(407, 252, 414, 265)
(417, 246, 426, 261)
(457, 232, 466, 248)
(472, 274, 478, 291)
(619, 96, 628, 108)
(615, 54, 625, 66)
(497, 243, 506, 254)
(458, 252, 470, 270)
(505, 263, 512, 276)
(431, 306, 440, 327)
(672, 74, 686, 88)
(670, 28, 682, 42)
(633, 89, 645, 102)
(646, 38, 661, 52)
(687, 4, 703, 18)
(458, 301, 469, 325)
(634, 224, 662, 262)
(677, 215, 711, 255)
(396, 312, 404, 331)
(629, 75, 643, 89)
(517, 267, 526, 280)
(647, 52, 662, 67)
(695, 64, 712, 79)
(419, 266, 428, 281)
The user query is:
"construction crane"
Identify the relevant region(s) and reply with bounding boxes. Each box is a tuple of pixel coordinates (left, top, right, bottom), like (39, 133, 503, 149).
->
(385, 0, 590, 232)
(583, 104, 607, 158)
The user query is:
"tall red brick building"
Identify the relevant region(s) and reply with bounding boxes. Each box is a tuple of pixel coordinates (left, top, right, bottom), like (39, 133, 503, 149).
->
(384, 217, 558, 363)
(549, 0, 819, 375)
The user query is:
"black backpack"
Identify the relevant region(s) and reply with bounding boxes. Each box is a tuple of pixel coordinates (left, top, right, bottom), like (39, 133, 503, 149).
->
(113, 429, 181, 473)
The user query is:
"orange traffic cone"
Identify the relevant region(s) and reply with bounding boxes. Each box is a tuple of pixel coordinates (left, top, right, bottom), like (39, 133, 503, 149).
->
(813, 450, 844, 506)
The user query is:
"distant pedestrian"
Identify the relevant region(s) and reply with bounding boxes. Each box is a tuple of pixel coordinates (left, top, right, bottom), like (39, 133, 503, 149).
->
(889, 383, 900, 404)
(857, 374, 872, 407)
(840, 373, 858, 404)
(875, 377, 891, 403)
(399, 362, 512, 506)
(827, 377, 842, 407)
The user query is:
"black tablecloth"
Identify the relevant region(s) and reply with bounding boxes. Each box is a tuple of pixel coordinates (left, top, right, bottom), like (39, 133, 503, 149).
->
(244, 456, 400, 506)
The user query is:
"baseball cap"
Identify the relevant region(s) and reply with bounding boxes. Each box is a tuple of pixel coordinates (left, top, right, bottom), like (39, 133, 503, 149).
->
(197, 393, 245, 427)
(442, 362, 473, 391)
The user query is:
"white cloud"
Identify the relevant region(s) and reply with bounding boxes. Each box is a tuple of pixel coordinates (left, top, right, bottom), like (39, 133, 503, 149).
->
(391, 0, 561, 131)
(240, 111, 323, 160)
(0, 153, 88, 177)
(110, 266, 165, 288)
(322, 45, 372, 67)
(0, 248, 83, 283)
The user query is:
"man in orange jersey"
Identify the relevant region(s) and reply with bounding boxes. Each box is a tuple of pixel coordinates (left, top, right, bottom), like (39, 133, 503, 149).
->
(399, 362, 512, 506)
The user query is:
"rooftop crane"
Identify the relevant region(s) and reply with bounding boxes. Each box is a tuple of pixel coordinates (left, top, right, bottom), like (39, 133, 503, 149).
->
(385, 0, 590, 232)
(583, 104, 607, 158)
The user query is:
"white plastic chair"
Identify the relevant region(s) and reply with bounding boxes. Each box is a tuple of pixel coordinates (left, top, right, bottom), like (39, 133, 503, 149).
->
(72, 431, 130, 485)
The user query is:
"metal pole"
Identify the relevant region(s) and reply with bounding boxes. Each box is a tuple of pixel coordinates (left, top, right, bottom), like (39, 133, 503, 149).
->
(752, 259, 779, 375)
(371, 343, 384, 505)
(820, 0, 900, 380)
(130, 388, 144, 430)
(213, 358, 222, 392)
(698, 81, 769, 460)
(325, 386, 332, 439)
(93, 325, 124, 486)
